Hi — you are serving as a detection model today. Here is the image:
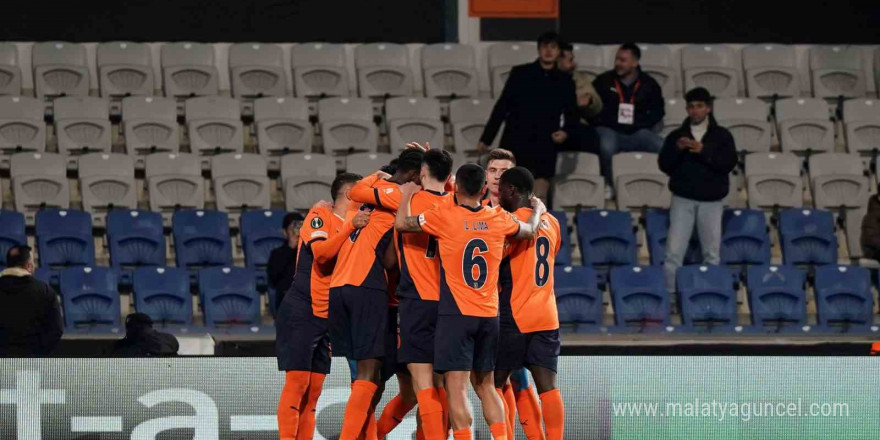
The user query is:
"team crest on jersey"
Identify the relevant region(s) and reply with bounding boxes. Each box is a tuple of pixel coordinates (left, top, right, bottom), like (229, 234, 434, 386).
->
(310, 217, 324, 229)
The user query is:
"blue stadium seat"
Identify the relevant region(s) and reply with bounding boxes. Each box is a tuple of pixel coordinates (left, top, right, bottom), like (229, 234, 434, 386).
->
(172, 210, 233, 270)
(675, 265, 738, 332)
(0, 210, 27, 268)
(576, 210, 638, 278)
(240, 210, 287, 289)
(746, 265, 807, 332)
(778, 209, 837, 266)
(133, 267, 193, 327)
(59, 267, 121, 333)
(107, 210, 166, 285)
(609, 266, 671, 332)
(814, 265, 875, 333)
(198, 267, 261, 329)
(554, 266, 603, 332)
(644, 209, 702, 266)
(34, 267, 58, 289)
(720, 209, 771, 266)
(35, 209, 95, 269)
(549, 210, 572, 267)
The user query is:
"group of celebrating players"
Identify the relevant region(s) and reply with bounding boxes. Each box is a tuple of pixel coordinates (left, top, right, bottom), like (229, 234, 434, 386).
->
(275, 144, 565, 440)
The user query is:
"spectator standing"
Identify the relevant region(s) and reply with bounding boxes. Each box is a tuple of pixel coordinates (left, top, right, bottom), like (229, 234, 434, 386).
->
(658, 87, 737, 292)
(556, 41, 602, 153)
(0, 245, 63, 357)
(593, 43, 666, 198)
(478, 31, 579, 201)
(861, 194, 880, 261)
(267, 212, 306, 311)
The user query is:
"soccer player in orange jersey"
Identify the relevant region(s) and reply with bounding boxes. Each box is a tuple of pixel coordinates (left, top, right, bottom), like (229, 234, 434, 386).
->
(494, 167, 565, 440)
(330, 149, 424, 440)
(275, 173, 370, 440)
(395, 163, 546, 440)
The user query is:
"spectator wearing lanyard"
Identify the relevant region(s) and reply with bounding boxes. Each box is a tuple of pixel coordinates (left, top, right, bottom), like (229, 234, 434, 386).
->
(592, 43, 665, 199)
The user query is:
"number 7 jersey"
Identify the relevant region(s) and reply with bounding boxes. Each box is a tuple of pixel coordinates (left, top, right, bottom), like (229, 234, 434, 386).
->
(418, 204, 522, 317)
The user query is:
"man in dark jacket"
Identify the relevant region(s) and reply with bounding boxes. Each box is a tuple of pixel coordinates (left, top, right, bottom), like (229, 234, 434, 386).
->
(478, 31, 579, 201)
(658, 87, 737, 292)
(593, 43, 666, 197)
(0, 245, 63, 356)
(862, 194, 880, 261)
(109, 313, 179, 357)
(267, 212, 305, 311)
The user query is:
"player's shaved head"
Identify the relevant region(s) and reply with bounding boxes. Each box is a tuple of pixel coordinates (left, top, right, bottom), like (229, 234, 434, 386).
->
(422, 149, 453, 182)
(456, 163, 486, 197)
(331, 172, 362, 202)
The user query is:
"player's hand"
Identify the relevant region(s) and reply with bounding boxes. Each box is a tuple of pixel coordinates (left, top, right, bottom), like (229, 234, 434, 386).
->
(352, 211, 371, 229)
(476, 141, 488, 153)
(551, 130, 568, 144)
(530, 196, 546, 214)
(405, 141, 430, 151)
(400, 181, 421, 196)
(376, 170, 392, 180)
(311, 200, 333, 211)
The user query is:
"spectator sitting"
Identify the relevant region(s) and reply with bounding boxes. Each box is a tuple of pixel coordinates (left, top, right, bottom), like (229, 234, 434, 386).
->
(861, 193, 880, 262)
(109, 313, 179, 357)
(556, 41, 603, 154)
(593, 42, 666, 199)
(0, 245, 63, 357)
(658, 87, 737, 292)
(267, 212, 306, 311)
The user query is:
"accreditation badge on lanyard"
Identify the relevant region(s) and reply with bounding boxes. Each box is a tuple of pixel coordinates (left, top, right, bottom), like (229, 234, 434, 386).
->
(615, 79, 641, 125)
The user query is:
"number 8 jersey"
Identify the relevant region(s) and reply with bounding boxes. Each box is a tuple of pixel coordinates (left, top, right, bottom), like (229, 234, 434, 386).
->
(418, 204, 522, 317)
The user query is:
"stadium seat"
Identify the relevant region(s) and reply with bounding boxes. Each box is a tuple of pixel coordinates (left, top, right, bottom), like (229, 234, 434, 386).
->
(644, 209, 702, 267)
(97, 41, 154, 98)
(346, 152, 393, 177)
(33, 267, 57, 289)
(145, 153, 206, 220)
(549, 210, 572, 267)
(291, 42, 350, 98)
(121, 96, 180, 156)
(742, 44, 801, 99)
(385, 97, 444, 153)
(281, 153, 336, 211)
(775, 98, 835, 154)
(637, 44, 680, 99)
(778, 208, 838, 266)
(185, 96, 244, 156)
(746, 265, 807, 332)
(570, 43, 606, 82)
(808, 152, 871, 259)
(842, 98, 880, 156)
(612, 152, 671, 212)
(745, 152, 803, 212)
(809, 46, 867, 100)
(421, 43, 478, 98)
(487, 41, 534, 98)
(10, 153, 71, 222)
(354, 43, 414, 98)
(609, 265, 671, 332)
(449, 97, 496, 153)
(59, 267, 121, 333)
(317, 97, 378, 155)
(107, 210, 166, 284)
(53, 97, 112, 155)
(681, 44, 742, 98)
(254, 97, 313, 169)
(240, 210, 286, 271)
(0, 43, 22, 96)
(675, 265, 738, 332)
(0, 96, 46, 156)
(32, 41, 90, 98)
(198, 266, 261, 328)
(720, 209, 771, 266)
(161, 42, 220, 98)
(660, 98, 687, 137)
(0, 210, 26, 264)
(576, 210, 638, 275)
(552, 152, 605, 211)
(133, 267, 193, 327)
(171, 210, 233, 270)
(210, 153, 271, 214)
(35, 209, 95, 269)
(78, 153, 138, 225)
(814, 265, 874, 332)
(713, 98, 772, 153)
(229, 43, 286, 98)
(554, 265, 604, 331)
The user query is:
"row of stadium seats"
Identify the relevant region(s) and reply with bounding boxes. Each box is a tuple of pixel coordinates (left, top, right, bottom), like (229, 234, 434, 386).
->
(1, 42, 878, 100)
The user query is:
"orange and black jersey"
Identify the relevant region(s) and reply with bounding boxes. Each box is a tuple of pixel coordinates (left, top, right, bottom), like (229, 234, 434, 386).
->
(396, 190, 455, 301)
(500, 207, 561, 332)
(292, 206, 355, 318)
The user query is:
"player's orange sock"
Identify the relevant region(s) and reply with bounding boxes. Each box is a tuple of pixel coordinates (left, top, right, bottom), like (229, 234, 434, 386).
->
(436, 386, 449, 434)
(340, 380, 378, 440)
(365, 408, 378, 440)
(489, 422, 508, 440)
(496, 388, 514, 440)
(515, 386, 545, 440)
(278, 371, 311, 440)
(502, 386, 517, 440)
(539, 389, 564, 440)
(377, 393, 415, 438)
(417, 388, 445, 440)
(295, 372, 326, 440)
(452, 428, 472, 440)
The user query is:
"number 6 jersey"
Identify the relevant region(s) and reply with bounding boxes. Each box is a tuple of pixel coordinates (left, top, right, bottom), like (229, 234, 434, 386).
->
(417, 204, 522, 317)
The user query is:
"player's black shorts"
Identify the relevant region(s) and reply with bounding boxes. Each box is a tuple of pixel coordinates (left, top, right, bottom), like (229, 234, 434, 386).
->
(434, 314, 499, 373)
(398, 297, 438, 365)
(275, 295, 331, 374)
(381, 306, 402, 382)
(494, 328, 561, 373)
(329, 285, 388, 361)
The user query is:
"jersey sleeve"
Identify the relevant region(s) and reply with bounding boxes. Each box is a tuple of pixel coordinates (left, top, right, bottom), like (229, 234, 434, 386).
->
(373, 183, 402, 211)
(349, 174, 403, 211)
(417, 207, 448, 239)
(300, 208, 332, 245)
(347, 174, 381, 205)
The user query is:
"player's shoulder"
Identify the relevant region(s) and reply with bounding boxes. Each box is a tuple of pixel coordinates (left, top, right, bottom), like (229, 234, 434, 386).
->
(372, 178, 399, 191)
(542, 211, 560, 229)
(306, 206, 332, 225)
